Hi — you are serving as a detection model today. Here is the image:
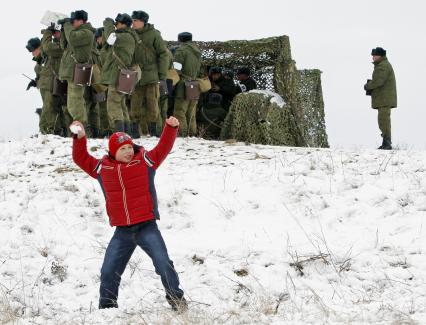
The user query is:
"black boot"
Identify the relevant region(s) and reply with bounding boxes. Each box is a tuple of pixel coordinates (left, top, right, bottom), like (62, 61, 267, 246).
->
(377, 138, 385, 149)
(114, 120, 125, 132)
(382, 137, 392, 150)
(92, 128, 100, 138)
(130, 122, 140, 138)
(124, 122, 131, 135)
(148, 122, 158, 137)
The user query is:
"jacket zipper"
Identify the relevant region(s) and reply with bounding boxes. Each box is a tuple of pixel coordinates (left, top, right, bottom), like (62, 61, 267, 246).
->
(117, 165, 131, 225)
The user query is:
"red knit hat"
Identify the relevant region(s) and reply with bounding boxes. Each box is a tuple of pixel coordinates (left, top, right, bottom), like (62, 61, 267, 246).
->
(108, 132, 133, 157)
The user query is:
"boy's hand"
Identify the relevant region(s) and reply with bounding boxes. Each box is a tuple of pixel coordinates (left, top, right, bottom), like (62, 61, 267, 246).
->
(166, 116, 179, 128)
(70, 121, 86, 139)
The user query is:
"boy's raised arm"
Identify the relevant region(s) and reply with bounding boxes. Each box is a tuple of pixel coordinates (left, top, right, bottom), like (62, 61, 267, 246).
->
(71, 122, 99, 179)
(147, 117, 179, 169)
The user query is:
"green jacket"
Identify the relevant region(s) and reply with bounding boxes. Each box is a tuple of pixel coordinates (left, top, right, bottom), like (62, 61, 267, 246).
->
(59, 22, 95, 81)
(365, 57, 397, 109)
(33, 54, 43, 88)
(174, 42, 202, 98)
(100, 21, 137, 86)
(133, 24, 168, 86)
(39, 30, 63, 90)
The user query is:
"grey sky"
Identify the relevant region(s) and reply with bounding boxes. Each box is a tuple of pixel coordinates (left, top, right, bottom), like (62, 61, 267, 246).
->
(1, 0, 424, 148)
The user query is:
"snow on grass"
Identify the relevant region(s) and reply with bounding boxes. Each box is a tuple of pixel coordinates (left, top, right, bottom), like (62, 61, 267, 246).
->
(0, 135, 426, 324)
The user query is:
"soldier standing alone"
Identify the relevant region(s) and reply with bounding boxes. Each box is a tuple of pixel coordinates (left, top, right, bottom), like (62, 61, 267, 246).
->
(364, 47, 397, 150)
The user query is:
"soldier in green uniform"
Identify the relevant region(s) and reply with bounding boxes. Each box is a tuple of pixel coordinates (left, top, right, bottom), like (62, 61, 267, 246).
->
(26, 37, 45, 133)
(101, 14, 137, 132)
(173, 32, 202, 136)
(40, 25, 66, 136)
(364, 47, 397, 150)
(129, 11, 168, 138)
(157, 47, 175, 135)
(198, 67, 236, 139)
(58, 10, 95, 131)
(94, 27, 111, 137)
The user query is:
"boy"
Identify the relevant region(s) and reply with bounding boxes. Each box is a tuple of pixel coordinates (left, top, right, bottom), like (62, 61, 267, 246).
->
(71, 116, 187, 311)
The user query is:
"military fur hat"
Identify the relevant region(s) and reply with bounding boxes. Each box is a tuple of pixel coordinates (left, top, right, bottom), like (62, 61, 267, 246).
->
(26, 37, 41, 52)
(371, 47, 386, 57)
(70, 10, 88, 22)
(95, 28, 104, 39)
(115, 13, 132, 27)
(131, 11, 149, 23)
(178, 32, 192, 42)
(237, 67, 251, 76)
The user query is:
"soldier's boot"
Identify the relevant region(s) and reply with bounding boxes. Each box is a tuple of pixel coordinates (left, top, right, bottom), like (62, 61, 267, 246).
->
(382, 138, 392, 150)
(114, 120, 125, 132)
(377, 138, 385, 150)
(130, 122, 141, 139)
(91, 128, 100, 138)
(124, 122, 131, 135)
(148, 122, 158, 137)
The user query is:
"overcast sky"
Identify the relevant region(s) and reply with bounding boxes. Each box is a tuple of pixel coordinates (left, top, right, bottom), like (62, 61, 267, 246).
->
(1, 0, 425, 149)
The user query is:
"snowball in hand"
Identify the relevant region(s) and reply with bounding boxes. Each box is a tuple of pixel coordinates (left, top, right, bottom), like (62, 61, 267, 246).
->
(70, 125, 82, 134)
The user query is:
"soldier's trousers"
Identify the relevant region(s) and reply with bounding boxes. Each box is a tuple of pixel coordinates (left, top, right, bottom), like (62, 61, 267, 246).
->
(107, 85, 130, 128)
(98, 99, 110, 137)
(84, 88, 100, 137)
(129, 83, 160, 134)
(67, 82, 87, 124)
(157, 95, 168, 133)
(377, 106, 391, 140)
(174, 98, 198, 136)
(39, 89, 64, 135)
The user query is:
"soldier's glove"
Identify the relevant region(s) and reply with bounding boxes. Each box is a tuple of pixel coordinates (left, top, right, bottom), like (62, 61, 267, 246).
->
(47, 23, 56, 32)
(26, 79, 37, 91)
(106, 33, 117, 45)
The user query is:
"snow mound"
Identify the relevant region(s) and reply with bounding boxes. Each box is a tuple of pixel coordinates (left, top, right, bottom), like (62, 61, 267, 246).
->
(249, 89, 286, 108)
(1, 135, 426, 324)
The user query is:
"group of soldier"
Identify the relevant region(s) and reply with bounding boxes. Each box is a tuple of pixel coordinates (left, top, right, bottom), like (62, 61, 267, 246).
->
(26, 9, 257, 139)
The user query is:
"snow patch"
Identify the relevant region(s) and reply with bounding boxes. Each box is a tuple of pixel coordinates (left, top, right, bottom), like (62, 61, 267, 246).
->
(249, 89, 286, 108)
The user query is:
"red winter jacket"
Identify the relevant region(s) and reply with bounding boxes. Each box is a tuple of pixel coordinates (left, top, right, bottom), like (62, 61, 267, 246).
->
(72, 124, 178, 226)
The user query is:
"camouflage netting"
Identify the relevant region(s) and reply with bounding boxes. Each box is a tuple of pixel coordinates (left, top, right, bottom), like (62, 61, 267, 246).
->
(170, 36, 329, 147)
(220, 93, 298, 146)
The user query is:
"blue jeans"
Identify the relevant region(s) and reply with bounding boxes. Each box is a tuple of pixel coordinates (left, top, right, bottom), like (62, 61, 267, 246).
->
(99, 220, 184, 308)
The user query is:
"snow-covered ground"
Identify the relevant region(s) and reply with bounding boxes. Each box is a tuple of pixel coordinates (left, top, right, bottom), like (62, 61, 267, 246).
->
(1, 135, 426, 324)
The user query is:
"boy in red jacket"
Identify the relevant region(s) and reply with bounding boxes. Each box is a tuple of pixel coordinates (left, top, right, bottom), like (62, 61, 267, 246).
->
(71, 117, 187, 311)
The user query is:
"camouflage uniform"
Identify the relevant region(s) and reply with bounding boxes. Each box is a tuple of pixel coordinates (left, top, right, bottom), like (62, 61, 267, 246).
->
(40, 29, 66, 135)
(173, 42, 202, 136)
(59, 21, 95, 126)
(129, 24, 168, 137)
(365, 56, 397, 145)
(101, 19, 136, 132)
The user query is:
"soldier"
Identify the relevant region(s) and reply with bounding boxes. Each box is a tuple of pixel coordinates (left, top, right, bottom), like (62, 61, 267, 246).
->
(94, 28, 111, 137)
(25, 37, 45, 133)
(198, 67, 236, 139)
(364, 47, 397, 150)
(235, 67, 257, 93)
(101, 13, 137, 133)
(157, 46, 175, 134)
(58, 10, 95, 132)
(129, 11, 168, 138)
(40, 24, 66, 136)
(173, 32, 202, 136)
